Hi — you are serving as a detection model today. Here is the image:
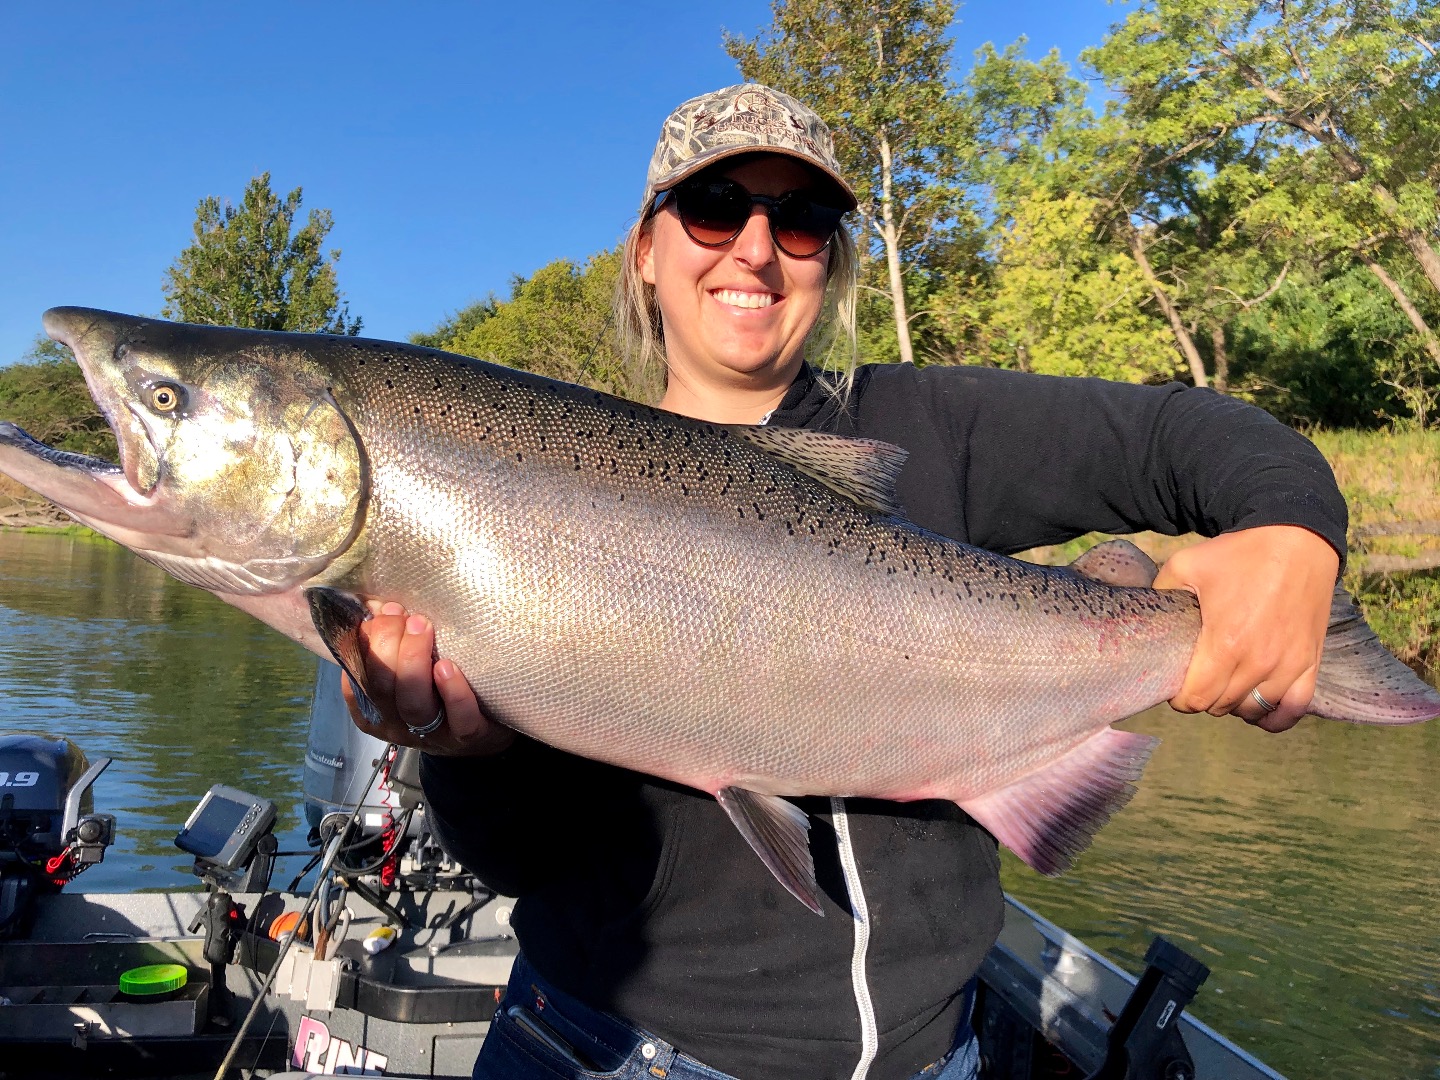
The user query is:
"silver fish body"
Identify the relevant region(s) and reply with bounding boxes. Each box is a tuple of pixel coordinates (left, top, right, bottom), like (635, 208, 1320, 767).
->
(3, 308, 1435, 911)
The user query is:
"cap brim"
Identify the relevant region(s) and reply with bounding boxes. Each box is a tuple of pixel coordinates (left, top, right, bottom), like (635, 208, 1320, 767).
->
(650, 146, 857, 211)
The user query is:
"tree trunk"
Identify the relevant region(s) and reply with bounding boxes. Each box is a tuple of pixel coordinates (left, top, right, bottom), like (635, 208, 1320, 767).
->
(876, 133, 916, 364)
(1126, 228, 1207, 388)
(1363, 257, 1440, 367)
(1398, 226, 1440, 299)
(1209, 323, 1231, 393)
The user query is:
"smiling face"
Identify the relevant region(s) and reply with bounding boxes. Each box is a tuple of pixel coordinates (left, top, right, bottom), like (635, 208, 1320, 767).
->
(637, 155, 834, 422)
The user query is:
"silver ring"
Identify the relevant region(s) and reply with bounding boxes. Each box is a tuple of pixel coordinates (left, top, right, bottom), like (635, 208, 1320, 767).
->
(1250, 688, 1278, 714)
(405, 706, 446, 738)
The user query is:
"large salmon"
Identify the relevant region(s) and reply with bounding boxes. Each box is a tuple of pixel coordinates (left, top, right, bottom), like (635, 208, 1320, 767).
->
(2, 307, 1435, 913)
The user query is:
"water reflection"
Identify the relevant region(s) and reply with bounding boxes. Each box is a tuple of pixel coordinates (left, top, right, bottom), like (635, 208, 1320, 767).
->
(1, 531, 1435, 1079)
(1002, 706, 1440, 1080)
(0, 530, 314, 889)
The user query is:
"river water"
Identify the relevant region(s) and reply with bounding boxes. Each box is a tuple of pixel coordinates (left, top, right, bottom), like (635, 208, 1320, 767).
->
(0, 530, 1436, 1079)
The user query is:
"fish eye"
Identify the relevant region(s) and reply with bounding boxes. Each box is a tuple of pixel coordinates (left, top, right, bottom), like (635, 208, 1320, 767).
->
(149, 383, 185, 413)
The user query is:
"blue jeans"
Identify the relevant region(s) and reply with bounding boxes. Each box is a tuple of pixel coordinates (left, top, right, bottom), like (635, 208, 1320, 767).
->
(473, 954, 980, 1080)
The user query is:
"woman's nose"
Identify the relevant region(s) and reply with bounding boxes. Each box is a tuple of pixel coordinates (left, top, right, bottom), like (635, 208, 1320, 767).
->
(730, 206, 777, 267)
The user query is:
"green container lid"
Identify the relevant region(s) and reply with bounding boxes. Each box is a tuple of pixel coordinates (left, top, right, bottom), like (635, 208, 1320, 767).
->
(118, 963, 188, 997)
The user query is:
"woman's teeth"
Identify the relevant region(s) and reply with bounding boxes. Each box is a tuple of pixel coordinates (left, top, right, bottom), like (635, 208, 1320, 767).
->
(713, 289, 775, 309)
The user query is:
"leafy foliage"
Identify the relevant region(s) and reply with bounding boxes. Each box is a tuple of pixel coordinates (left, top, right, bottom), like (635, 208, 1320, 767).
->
(727, 0, 976, 363)
(412, 249, 653, 399)
(162, 172, 361, 334)
(935, 192, 1177, 381)
(0, 337, 114, 460)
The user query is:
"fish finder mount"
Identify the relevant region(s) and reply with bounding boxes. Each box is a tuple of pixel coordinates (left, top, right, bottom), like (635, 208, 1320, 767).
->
(175, 784, 280, 1026)
(175, 783, 278, 893)
(1084, 936, 1209, 1080)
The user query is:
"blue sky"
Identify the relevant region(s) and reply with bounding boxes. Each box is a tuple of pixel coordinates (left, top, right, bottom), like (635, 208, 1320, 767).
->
(0, 2, 1128, 366)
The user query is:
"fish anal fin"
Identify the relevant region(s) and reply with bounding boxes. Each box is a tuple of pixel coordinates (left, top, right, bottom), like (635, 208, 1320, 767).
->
(716, 786, 823, 915)
(730, 426, 907, 517)
(1067, 539, 1158, 588)
(1312, 583, 1440, 724)
(305, 586, 383, 727)
(957, 728, 1159, 876)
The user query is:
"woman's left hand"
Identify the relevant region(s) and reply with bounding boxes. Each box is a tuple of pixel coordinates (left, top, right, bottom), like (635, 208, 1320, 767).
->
(1153, 525, 1340, 732)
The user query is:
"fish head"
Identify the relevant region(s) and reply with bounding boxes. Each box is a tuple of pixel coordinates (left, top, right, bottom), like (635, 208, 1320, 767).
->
(0, 307, 366, 595)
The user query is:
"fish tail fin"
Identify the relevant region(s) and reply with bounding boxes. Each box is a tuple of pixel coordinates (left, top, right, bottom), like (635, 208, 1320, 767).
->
(1312, 585, 1440, 725)
(957, 727, 1159, 876)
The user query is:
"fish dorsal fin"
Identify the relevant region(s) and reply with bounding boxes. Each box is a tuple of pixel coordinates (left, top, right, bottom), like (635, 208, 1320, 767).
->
(716, 786, 823, 915)
(1067, 539, 1158, 587)
(730, 426, 907, 516)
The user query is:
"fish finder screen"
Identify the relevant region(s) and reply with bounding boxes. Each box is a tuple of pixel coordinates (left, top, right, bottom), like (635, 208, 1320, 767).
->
(177, 794, 250, 859)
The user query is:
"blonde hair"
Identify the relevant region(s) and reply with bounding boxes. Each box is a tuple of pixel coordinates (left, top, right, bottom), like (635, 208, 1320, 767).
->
(615, 200, 859, 404)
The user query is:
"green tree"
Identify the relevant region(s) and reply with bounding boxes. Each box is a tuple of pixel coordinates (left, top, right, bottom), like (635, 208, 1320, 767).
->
(0, 336, 113, 459)
(1088, 0, 1440, 336)
(162, 172, 361, 334)
(935, 191, 1177, 381)
(726, 0, 974, 364)
(419, 249, 648, 399)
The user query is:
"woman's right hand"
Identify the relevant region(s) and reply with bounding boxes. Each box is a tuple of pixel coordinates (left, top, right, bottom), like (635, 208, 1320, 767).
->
(340, 602, 516, 757)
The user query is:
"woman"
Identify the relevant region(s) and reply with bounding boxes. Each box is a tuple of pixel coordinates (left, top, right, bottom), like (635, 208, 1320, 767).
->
(348, 85, 1343, 1080)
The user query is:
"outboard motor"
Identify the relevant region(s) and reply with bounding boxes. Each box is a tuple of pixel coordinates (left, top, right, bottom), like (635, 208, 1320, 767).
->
(302, 660, 475, 902)
(0, 732, 113, 939)
(303, 662, 416, 834)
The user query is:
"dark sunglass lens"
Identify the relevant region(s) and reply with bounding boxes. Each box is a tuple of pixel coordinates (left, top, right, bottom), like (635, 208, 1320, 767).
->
(676, 182, 749, 246)
(773, 193, 841, 257)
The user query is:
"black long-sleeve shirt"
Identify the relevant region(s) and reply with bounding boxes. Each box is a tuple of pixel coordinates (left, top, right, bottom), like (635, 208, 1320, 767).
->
(421, 361, 1346, 1080)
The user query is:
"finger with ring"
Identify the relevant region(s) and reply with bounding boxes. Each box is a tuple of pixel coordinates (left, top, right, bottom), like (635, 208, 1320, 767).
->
(406, 707, 446, 738)
(1249, 687, 1279, 714)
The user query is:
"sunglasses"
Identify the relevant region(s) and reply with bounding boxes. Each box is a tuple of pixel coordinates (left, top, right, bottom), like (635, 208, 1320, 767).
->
(663, 178, 846, 259)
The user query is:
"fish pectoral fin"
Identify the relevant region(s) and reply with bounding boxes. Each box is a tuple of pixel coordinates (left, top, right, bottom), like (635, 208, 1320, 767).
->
(956, 727, 1159, 876)
(1066, 539, 1158, 588)
(305, 586, 383, 727)
(716, 787, 823, 916)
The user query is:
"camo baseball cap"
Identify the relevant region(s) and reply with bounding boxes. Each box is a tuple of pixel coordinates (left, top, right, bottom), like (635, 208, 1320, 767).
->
(641, 83, 857, 215)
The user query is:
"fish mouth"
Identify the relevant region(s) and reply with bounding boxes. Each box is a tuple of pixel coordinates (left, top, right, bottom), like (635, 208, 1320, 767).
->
(0, 310, 192, 543)
(0, 422, 191, 542)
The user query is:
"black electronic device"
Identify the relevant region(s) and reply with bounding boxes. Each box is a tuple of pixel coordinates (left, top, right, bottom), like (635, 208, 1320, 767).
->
(175, 784, 276, 873)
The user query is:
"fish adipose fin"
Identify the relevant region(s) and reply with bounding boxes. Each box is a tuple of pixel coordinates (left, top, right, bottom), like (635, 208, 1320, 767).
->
(1067, 539, 1159, 587)
(731, 427, 908, 517)
(1312, 584, 1440, 724)
(957, 727, 1159, 876)
(716, 786, 823, 916)
(305, 586, 383, 727)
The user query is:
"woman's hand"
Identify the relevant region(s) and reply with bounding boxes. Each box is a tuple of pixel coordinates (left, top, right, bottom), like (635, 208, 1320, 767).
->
(1153, 525, 1340, 732)
(340, 602, 516, 757)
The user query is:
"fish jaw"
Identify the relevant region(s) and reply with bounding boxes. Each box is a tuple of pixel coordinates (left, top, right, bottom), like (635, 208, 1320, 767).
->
(0, 422, 195, 544)
(10, 307, 371, 598)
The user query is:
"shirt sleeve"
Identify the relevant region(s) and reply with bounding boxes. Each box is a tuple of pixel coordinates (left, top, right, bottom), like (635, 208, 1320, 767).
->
(944, 368, 1347, 564)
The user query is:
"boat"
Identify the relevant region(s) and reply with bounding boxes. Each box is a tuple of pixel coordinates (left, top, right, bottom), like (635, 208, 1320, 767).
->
(0, 665, 1286, 1079)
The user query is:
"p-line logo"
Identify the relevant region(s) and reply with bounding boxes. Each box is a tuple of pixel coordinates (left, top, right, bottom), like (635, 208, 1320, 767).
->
(0, 772, 38, 787)
(293, 1015, 389, 1075)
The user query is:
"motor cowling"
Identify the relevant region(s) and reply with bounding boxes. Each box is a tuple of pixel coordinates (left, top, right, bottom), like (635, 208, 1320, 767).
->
(0, 733, 113, 939)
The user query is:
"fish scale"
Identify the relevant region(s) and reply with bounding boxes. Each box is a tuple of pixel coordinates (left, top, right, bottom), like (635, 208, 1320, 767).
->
(3, 306, 1436, 915)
